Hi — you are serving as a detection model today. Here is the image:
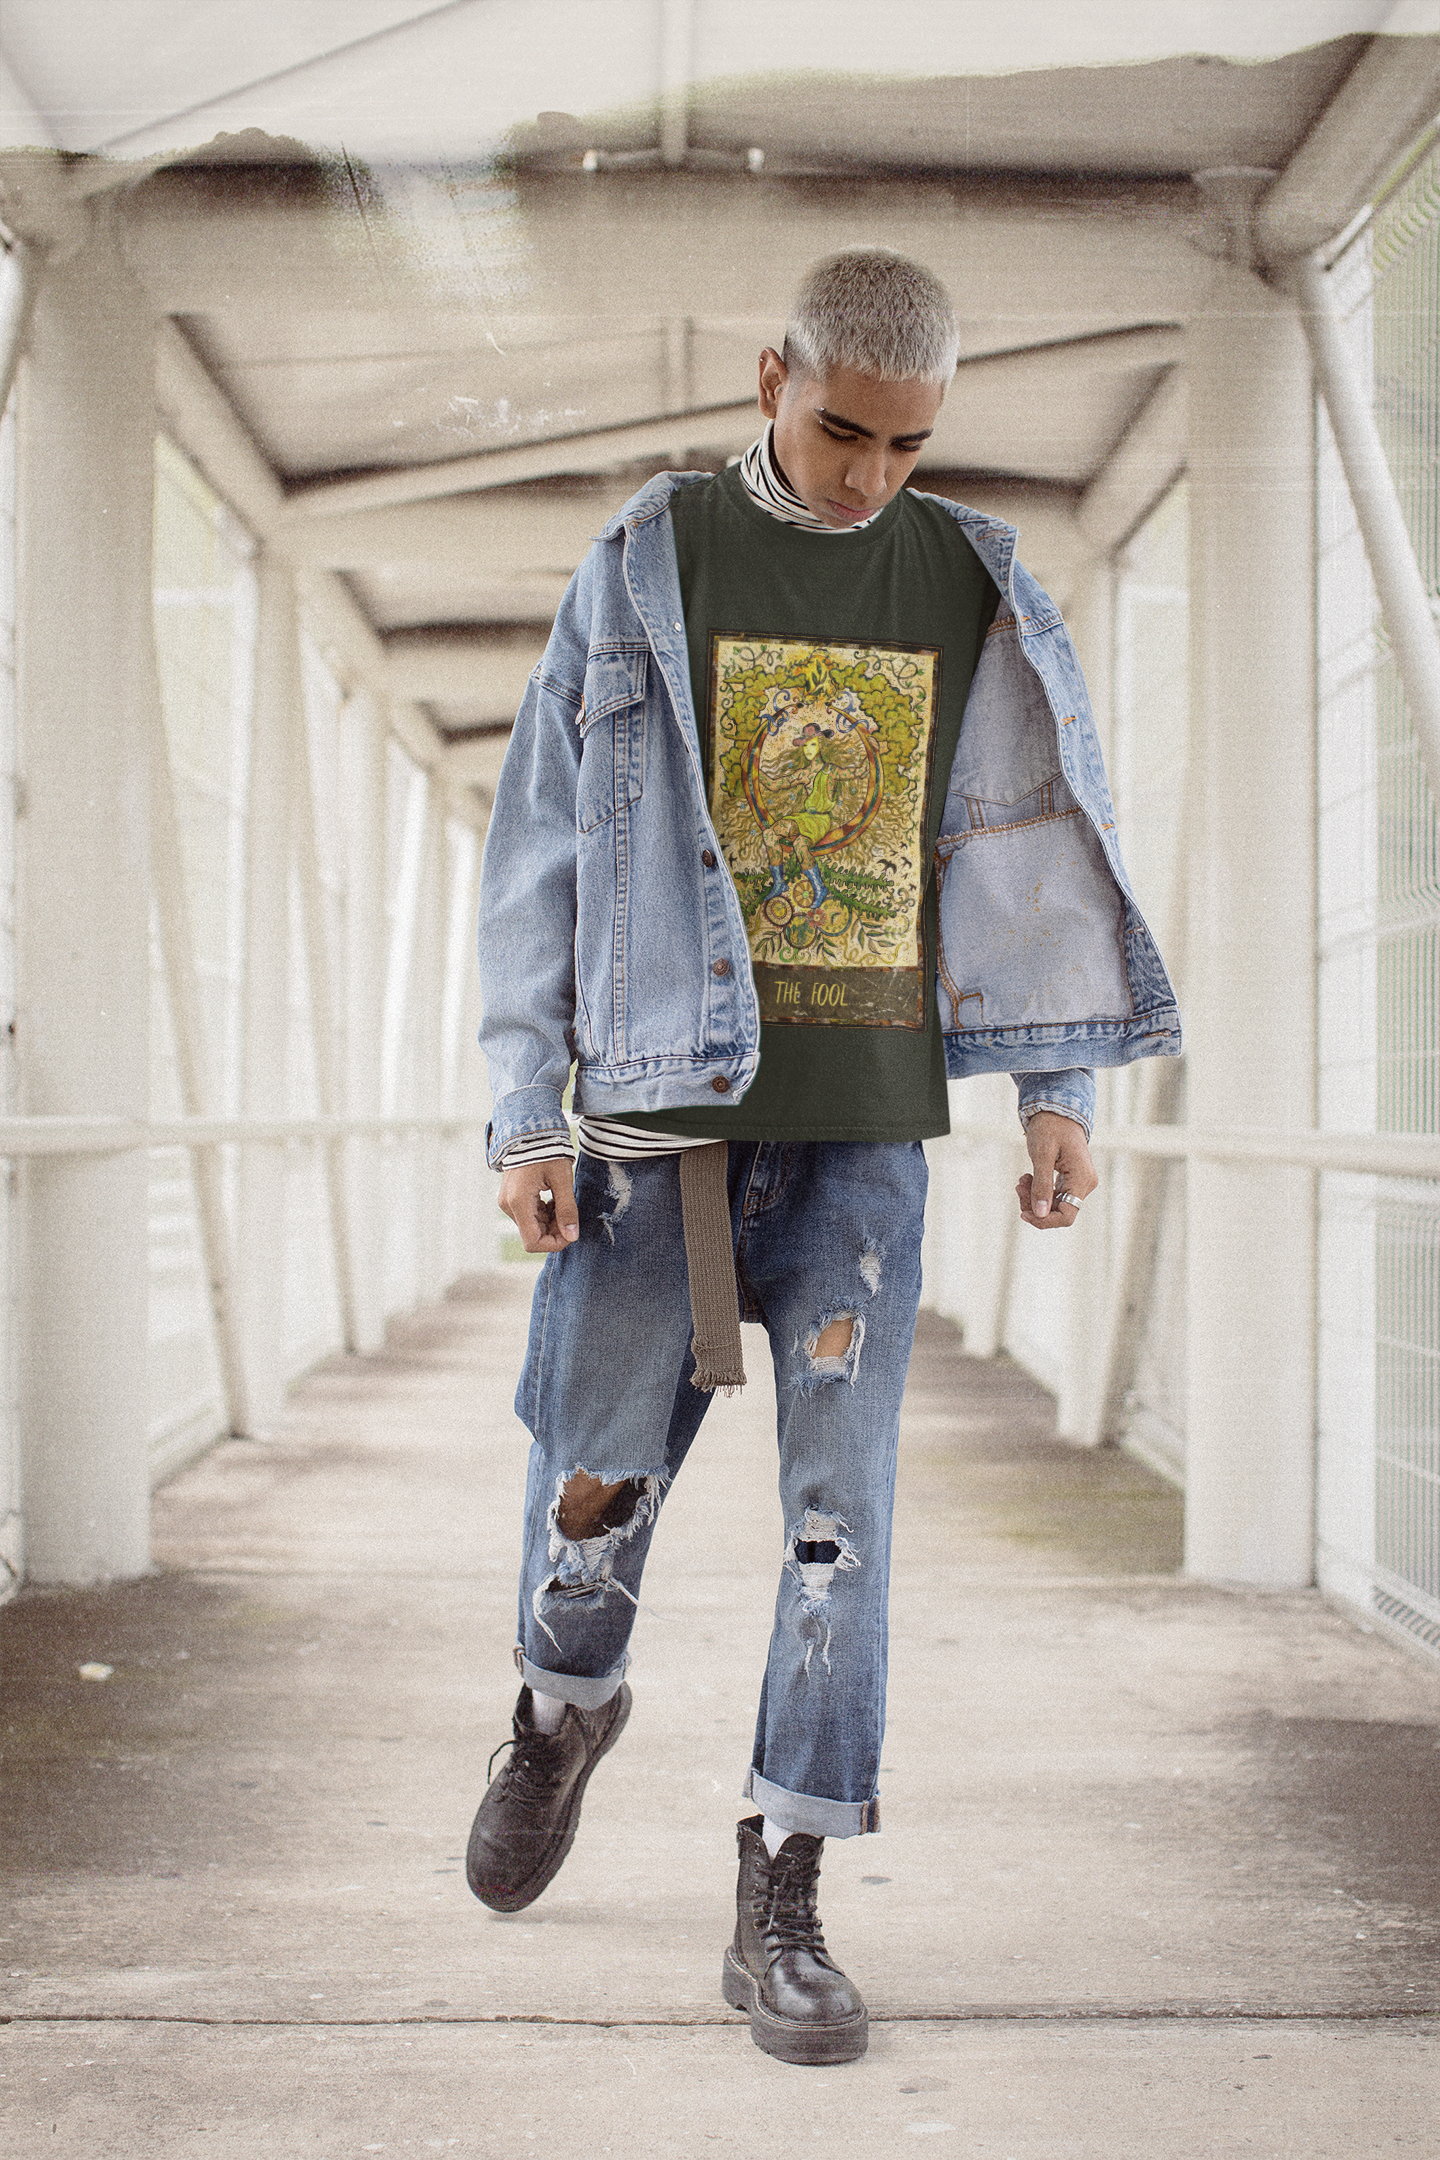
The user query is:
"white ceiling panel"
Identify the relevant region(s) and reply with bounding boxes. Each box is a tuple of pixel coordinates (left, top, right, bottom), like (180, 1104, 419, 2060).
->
(0, 0, 1421, 160)
(188, 321, 672, 477)
(8, 7, 1426, 686)
(1, 2, 450, 148)
(347, 564, 573, 631)
(132, 165, 1209, 490)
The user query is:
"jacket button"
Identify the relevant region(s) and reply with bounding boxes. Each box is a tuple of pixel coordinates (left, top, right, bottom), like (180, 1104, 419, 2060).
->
(701, 848, 716, 868)
(712, 958, 730, 977)
(711, 1075, 731, 1093)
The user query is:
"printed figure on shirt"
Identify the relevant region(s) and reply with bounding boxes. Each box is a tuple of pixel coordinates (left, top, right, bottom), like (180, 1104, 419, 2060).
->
(710, 635, 939, 1028)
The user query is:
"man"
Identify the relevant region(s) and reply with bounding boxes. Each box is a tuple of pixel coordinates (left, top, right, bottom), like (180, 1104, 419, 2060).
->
(469, 251, 1179, 2066)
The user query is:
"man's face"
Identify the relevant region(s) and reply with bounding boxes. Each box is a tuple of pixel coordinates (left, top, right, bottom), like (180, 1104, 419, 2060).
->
(758, 349, 946, 529)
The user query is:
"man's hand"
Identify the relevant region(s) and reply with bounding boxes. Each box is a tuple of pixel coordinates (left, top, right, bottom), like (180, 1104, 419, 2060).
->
(498, 1156, 580, 1252)
(1015, 1111, 1098, 1230)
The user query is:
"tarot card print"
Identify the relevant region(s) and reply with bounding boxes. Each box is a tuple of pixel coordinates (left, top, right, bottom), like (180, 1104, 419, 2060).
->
(708, 633, 941, 1027)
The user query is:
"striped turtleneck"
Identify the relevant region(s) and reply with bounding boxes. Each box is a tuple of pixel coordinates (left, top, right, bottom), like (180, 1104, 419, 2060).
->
(736, 423, 882, 533)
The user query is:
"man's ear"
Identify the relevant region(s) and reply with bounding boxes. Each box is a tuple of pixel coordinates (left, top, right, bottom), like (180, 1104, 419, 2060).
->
(757, 346, 788, 418)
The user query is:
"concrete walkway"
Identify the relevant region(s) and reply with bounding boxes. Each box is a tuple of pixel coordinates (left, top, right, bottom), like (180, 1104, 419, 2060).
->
(2, 1266, 1438, 2156)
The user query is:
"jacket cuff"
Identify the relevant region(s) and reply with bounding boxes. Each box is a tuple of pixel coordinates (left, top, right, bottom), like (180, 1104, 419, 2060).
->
(1014, 1067, 1094, 1138)
(486, 1086, 571, 1170)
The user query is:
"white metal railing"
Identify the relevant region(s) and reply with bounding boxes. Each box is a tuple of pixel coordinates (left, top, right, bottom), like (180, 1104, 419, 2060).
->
(0, 1113, 490, 1156)
(6, 1112, 1432, 1181)
(948, 1120, 1440, 1180)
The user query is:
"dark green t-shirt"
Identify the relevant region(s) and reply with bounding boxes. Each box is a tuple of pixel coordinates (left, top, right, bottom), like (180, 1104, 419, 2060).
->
(624, 465, 999, 1142)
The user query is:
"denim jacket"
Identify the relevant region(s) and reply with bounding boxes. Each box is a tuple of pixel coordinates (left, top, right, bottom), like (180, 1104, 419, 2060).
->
(478, 472, 1180, 1166)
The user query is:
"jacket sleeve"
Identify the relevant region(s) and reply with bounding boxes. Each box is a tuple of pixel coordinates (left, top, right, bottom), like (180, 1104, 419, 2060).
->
(476, 559, 591, 1168)
(1014, 1067, 1095, 1136)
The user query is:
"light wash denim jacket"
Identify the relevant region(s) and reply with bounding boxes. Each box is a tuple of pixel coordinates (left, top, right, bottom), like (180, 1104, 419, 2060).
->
(478, 473, 1180, 1166)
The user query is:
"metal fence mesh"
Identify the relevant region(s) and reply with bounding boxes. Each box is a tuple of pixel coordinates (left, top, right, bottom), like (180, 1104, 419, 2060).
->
(1319, 128, 1440, 1652)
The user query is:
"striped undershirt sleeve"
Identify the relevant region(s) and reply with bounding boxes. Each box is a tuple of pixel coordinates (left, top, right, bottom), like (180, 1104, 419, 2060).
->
(496, 1119, 716, 1168)
(576, 1116, 717, 1161)
(496, 1128, 574, 1169)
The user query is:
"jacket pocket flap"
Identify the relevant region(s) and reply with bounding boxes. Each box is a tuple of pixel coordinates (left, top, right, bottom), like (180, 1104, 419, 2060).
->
(580, 648, 648, 728)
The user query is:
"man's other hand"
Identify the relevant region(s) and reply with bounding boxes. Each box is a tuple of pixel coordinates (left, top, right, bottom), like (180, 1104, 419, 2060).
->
(498, 1157, 580, 1252)
(1015, 1111, 1098, 1230)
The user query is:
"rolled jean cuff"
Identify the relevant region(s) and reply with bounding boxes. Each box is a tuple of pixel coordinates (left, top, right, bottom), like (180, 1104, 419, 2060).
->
(743, 1767, 881, 1840)
(513, 1645, 628, 1710)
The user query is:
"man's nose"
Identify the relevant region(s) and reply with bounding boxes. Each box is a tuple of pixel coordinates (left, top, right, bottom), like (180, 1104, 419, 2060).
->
(845, 445, 890, 501)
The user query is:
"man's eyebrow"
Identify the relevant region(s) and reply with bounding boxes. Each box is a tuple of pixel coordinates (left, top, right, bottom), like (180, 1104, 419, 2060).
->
(816, 406, 933, 445)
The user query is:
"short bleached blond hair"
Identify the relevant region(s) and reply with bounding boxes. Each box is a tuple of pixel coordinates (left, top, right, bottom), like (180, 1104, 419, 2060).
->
(783, 249, 960, 383)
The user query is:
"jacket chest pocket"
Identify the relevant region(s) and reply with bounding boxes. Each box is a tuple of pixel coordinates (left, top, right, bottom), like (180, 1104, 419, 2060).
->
(576, 649, 648, 833)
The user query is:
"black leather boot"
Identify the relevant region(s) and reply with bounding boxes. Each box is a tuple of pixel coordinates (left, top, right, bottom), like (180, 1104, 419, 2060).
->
(722, 1813, 869, 2064)
(465, 1683, 631, 1913)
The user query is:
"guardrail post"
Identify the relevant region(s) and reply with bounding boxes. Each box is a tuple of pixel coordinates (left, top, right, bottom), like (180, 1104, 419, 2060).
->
(14, 208, 154, 1581)
(148, 654, 252, 1437)
(1183, 259, 1317, 1586)
(289, 651, 358, 1349)
(238, 551, 297, 1426)
(413, 785, 447, 1302)
(342, 688, 389, 1351)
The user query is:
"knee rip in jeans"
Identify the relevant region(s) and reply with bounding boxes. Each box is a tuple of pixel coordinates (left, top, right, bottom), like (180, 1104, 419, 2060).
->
(786, 1507, 861, 1676)
(531, 1466, 664, 1650)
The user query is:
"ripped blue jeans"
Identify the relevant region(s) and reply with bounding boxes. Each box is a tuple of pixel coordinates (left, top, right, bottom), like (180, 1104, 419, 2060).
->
(512, 1140, 928, 1839)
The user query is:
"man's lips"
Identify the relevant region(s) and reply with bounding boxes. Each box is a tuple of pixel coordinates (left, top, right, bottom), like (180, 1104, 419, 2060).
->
(823, 499, 870, 524)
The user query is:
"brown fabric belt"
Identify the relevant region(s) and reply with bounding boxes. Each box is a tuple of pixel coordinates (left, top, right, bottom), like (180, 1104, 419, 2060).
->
(678, 1141, 746, 1392)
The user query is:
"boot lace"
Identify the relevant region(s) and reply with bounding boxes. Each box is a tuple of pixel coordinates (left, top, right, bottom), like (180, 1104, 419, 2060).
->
(485, 1734, 567, 1811)
(764, 1845, 829, 1960)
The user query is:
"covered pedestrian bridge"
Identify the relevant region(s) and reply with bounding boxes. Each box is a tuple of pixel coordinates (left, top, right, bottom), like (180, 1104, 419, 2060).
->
(1, 1, 1438, 2141)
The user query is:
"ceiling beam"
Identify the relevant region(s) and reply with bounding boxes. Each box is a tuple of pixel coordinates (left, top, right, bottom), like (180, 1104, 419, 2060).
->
(122, 165, 1202, 317)
(1256, 33, 1440, 264)
(948, 323, 1181, 384)
(283, 323, 1182, 520)
(283, 401, 754, 519)
(283, 488, 613, 573)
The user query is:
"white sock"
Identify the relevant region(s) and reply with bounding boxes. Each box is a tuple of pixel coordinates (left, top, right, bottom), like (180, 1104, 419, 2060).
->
(762, 1815, 789, 1856)
(530, 1689, 566, 1734)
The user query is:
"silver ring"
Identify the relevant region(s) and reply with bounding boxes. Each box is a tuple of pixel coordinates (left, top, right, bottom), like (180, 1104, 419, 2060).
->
(1055, 1189, 1083, 1209)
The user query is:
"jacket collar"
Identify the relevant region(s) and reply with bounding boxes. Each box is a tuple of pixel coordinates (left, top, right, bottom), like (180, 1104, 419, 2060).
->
(599, 469, 710, 541)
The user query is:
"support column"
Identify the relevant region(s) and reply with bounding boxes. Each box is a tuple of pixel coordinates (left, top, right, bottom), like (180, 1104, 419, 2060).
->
(15, 210, 154, 1581)
(236, 552, 296, 1426)
(341, 688, 388, 1350)
(1183, 263, 1316, 1585)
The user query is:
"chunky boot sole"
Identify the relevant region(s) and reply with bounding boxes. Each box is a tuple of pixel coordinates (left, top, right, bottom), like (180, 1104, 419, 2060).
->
(467, 1685, 631, 1914)
(722, 1946, 869, 2066)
